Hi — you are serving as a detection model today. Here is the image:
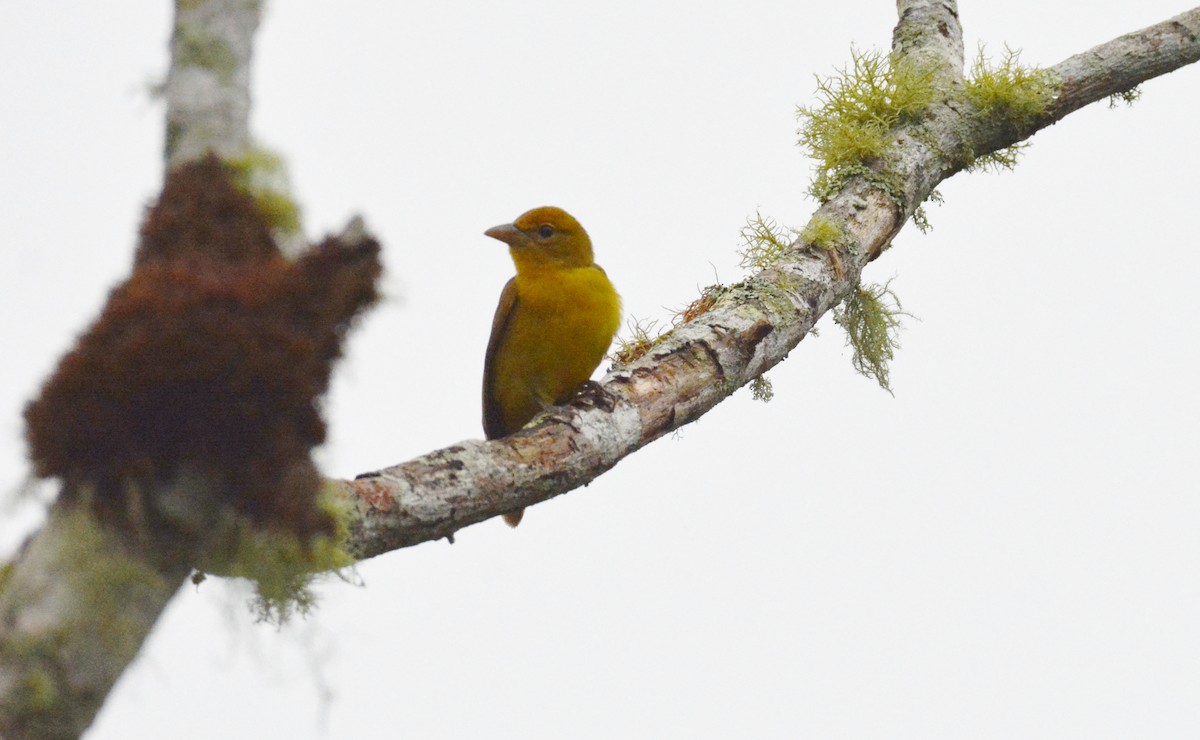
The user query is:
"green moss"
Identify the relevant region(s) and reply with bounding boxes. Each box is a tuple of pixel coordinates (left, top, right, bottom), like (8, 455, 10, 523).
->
(0, 661, 67, 737)
(172, 24, 238, 82)
(56, 506, 165, 658)
(963, 45, 1057, 173)
(738, 211, 795, 270)
(738, 208, 842, 284)
(799, 214, 845, 251)
(226, 146, 303, 235)
(966, 142, 1030, 173)
(0, 633, 68, 728)
(21, 669, 58, 712)
(833, 280, 911, 393)
(795, 214, 850, 278)
(965, 45, 1056, 124)
(218, 484, 356, 626)
(749, 375, 774, 403)
(0, 506, 173, 734)
(233, 529, 318, 625)
(911, 189, 943, 233)
(316, 482, 357, 550)
(798, 48, 938, 202)
(801, 212, 849, 261)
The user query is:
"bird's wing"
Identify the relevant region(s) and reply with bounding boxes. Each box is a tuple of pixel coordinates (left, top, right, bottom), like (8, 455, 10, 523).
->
(482, 276, 519, 439)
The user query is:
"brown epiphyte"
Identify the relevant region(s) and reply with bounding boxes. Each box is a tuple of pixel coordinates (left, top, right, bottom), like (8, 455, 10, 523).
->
(25, 155, 381, 539)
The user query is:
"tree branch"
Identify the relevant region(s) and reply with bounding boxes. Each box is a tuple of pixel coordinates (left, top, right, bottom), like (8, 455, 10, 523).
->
(1046, 8, 1200, 120)
(0, 472, 238, 738)
(0, 2, 262, 736)
(893, 0, 965, 83)
(2, 3, 1198, 736)
(164, 0, 261, 166)
(335, 5, 1200, 560)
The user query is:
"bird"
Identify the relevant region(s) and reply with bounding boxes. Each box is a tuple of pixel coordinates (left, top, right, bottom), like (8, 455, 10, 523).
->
(482, 206, 621, 526)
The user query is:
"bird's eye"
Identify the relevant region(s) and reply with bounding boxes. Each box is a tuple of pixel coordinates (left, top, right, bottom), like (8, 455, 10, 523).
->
(538, 224, 554, 239)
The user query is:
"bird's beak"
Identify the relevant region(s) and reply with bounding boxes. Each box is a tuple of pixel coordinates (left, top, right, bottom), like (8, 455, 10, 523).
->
(484, 223, 523, 246)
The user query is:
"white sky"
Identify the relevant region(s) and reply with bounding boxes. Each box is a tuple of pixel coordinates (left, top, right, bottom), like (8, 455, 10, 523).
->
(2, 2, 1198, 738)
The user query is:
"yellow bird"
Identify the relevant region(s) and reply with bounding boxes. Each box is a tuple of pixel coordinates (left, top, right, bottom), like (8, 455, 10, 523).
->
(482, 206, 621, 526)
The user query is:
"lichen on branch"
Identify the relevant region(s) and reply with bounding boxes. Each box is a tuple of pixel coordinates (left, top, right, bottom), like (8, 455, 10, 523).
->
(832, 280, 911, 393)
(738, 211, 795, 270)
(797, 48, 938, 202)
(963, 45, 1058, 172)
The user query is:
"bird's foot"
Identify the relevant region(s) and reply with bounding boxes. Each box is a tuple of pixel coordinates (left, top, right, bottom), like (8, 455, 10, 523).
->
(572, 380, 617, 413)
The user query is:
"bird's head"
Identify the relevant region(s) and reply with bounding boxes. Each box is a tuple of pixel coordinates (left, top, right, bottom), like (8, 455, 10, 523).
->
(485, 206, 594, 271)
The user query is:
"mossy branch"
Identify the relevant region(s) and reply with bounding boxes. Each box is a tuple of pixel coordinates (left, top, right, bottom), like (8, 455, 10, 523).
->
(962, 45, 1058, 172)
(5, 4, 1200, 736)
(798, 48, 938, 202)
(609, 280, 727, 368)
